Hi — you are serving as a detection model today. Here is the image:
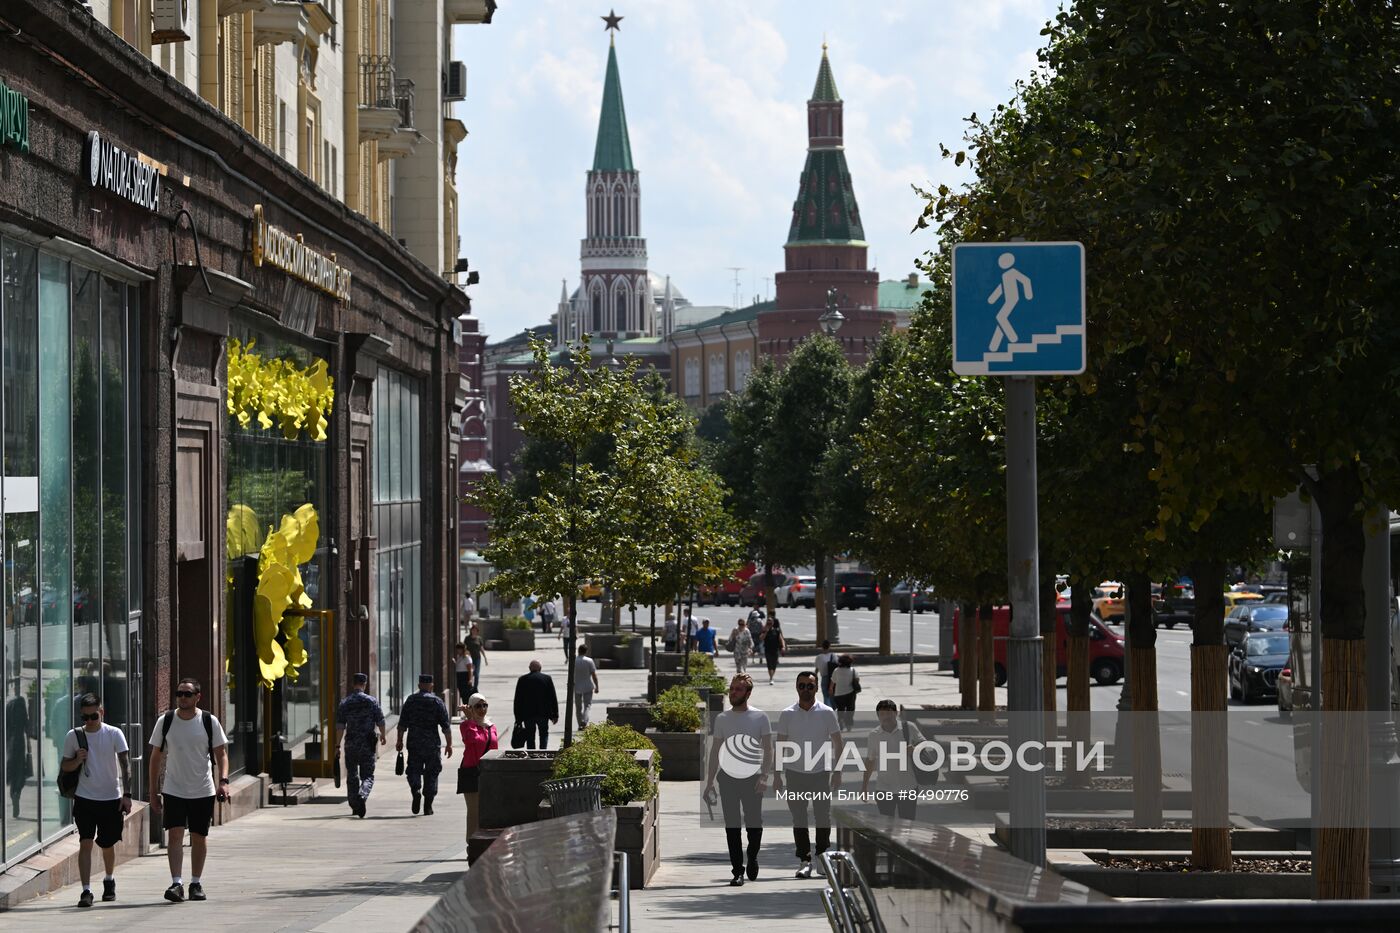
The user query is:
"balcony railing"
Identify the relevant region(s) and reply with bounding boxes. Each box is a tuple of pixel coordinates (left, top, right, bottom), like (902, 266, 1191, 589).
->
(359, 55, 414, 129)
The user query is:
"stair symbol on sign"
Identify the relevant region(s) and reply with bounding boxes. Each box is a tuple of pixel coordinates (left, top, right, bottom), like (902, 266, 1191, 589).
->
(962, 324, 1085, 375)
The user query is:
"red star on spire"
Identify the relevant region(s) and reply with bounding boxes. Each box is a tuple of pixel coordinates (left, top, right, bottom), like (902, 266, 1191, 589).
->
(602, 9, 623, 33)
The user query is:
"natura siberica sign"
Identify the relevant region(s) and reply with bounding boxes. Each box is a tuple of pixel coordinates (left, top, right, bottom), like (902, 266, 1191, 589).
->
(0, 76, 29, 153)
(86, 131, 162, 212)
(251, 204, 352, 304)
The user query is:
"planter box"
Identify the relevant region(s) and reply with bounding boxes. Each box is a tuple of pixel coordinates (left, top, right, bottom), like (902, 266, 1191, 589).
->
(1056, 854, 1311, 899)
(993, 815, 1301, 852)
(648, 671, 690, 702)
(503, 628, 535, 650)
(646, 729, 704, 781)
(651, 652, 687, 673)
(607, 704, 655, 733)
(479, 619, 505, 643)
(585, 633, 624, 661)
(539, 786, 660, 889)
(613, 638, 646, 669)
(477, 749, 558, 829)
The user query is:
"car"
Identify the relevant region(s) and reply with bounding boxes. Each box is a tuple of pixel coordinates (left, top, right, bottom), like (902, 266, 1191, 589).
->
(1230, 631, 1290, 703)
(1224, 602, 1288, 647)
(1263, 591, 1290, 604)
(1092, 581, 1126, 622)
(891, 581, 933, 613)
(578, 581, 604, 601)
(1220, 590, 1263, 623)
(1152, 587, 1195, 629)
(775, 575, 818, 608)
(834, 571, 879, 610)
(697, 562, 756, 605)
(740, 571, 792, 607)
(952, 604, 1125, 687)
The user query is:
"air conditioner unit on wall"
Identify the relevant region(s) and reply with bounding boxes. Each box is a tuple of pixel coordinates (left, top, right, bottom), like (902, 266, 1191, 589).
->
(444, 62, 467, 101)
(152, 0, 192, 44)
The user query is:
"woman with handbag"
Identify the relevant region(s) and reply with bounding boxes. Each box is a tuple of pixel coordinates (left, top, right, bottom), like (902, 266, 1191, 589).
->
(458, 693, 498, 842)
(862, 699, 933, 820)
(829, 654, 859, 730)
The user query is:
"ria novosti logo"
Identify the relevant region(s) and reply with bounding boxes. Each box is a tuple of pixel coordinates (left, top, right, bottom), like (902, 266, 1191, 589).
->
(718, 733, 766, 779)
(717, 734, 1107, 778)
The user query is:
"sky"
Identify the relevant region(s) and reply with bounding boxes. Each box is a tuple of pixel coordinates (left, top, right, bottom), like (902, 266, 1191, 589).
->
(451, 0, 1062, 343)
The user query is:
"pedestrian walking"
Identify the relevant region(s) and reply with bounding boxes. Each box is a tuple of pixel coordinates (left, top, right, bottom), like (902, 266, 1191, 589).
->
(395, 674, 453, 816)
(461, 590, 476, 626)
(830, 655, 860, 730)
(663, 615, 678, 653)
(746, 607, 765, 658)
(6, 678, 32, 819)
(703, 674, 771, 886)
(761, 617, 787, 686)
(560, 612, 574, 664)
(573, 644, 600, 728)
(147, 678, 230, 904)
(539, 597, 557, 635)
(452, 643, 475, 718)
(513, 660, 559, 749)
(681, 608, 697, 651)
(814, 640, 837, 707)
(775, 672, 842, 878)
(457, 693, 499, 843)
(694, 618, 719, 657)
(863, 700, 932, 820)
(335, 673, 387, 819)
(464, 625, 487, 694)
(730, 620, 753, 673)
(61, 693, 132, 907)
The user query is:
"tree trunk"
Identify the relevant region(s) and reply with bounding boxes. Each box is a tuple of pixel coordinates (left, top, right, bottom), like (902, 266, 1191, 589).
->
(1066, 576, 1092, 787)
(1188, 560, 1230, 870)
(563, 593, 578, 746)
(1313, 463, 1369, 898)
(765, 560, 778, 620)
(1125, 572, 1161, 827)
(1040, 575, 1059, 740)
(648, 604, 658, 703)
(813, 555, 827, 647)
(959, 601, 977, 710)
(878, 574, 892, 656)
(978, 603, 996, 713)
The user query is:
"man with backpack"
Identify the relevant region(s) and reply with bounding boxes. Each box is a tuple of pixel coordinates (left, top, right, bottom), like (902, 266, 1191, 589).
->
(60, 693, 132, 907)
(147, 677, 229, 904)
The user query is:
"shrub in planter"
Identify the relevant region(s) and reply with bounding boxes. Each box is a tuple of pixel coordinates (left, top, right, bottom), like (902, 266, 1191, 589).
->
(653, 686, 703, 733)
(687, 652, 718, 675)
(552, 744, 656, 808)
(688, 671, 728, 695)
(504, 616, 533, 631)
(576, 722, 660, 771)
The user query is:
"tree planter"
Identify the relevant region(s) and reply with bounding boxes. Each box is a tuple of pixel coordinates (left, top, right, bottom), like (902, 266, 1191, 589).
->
(647, 671, 690, 702)
(503, 628, 535, 650)
(585, 633, 623, 660)
(478, 749, 558, 829)
(646, 729, 705, 781)
(606, 704, 655, 733)
(539, 786, 660, 888)
(480, 619, 505, 643)
(614, 638, 645, 669)
(1053, 852, 1311, 899)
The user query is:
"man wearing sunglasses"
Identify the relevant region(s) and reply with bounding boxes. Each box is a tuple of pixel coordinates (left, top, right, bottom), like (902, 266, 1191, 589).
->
(774, 670, 842, 879)
(148, 678, 229, 904)
(60, 693, 131, 907)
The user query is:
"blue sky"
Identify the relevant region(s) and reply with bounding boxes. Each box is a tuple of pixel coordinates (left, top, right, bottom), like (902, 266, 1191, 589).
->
(451, 0, 1061, 342)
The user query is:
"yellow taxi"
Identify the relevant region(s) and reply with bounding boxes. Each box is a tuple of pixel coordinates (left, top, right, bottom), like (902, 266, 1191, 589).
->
(1221, 590, 1263, 621)
(578, 581, 604, 601)
(1093, 581, 1126, 622)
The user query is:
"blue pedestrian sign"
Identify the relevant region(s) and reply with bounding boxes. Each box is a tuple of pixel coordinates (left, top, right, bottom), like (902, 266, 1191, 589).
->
(951, 241, 1085, 376)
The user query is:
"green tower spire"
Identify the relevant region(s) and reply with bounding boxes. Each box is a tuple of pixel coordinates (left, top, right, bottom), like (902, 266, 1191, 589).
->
(592, 42, 635, 172)
(811, 44, 840, 101)
(786, 46, 865, 246)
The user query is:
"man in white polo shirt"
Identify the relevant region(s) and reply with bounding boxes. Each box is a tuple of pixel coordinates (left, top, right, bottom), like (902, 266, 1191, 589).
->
(60, 692, 132, 907)
(773, 669, 842, 878)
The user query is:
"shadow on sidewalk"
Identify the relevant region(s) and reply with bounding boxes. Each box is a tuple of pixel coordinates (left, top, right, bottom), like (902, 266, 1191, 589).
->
(643, 886, 824, 921)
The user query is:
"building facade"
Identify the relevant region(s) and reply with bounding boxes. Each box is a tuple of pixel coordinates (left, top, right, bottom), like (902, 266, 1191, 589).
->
(0, 0, 489, 870)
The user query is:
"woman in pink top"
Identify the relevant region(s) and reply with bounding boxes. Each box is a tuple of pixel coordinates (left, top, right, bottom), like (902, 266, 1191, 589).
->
(457, 692, 498, 841)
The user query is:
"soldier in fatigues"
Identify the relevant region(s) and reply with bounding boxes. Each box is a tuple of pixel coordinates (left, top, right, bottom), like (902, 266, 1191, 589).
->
(336, 673, 386, 818)
(395, 674, 453, 815)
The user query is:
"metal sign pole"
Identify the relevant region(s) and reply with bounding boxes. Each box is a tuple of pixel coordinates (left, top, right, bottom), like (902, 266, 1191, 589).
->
(1005, 375, 1047, 866)
(909, 592, 915, 685)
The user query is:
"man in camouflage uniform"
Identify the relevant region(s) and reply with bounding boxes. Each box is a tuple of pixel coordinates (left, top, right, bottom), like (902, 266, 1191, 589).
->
(336, 673, 386, 818)
(395, 674, 452, 815)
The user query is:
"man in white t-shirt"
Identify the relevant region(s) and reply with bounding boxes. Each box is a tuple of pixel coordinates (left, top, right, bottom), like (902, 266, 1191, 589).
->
(813, 640, 837, 707)
(61, 693, 132, 907)
(704, 673, 772, 886)
(775, 671, 842, 878)
(148, 678, 229, 905)
(573, 644, 600, 727)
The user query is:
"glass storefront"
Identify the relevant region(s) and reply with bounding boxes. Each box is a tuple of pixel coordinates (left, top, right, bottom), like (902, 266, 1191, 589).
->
(373, 367, 423, 713)
(224, 318, 331, 773)
(1, 238, 136, 865)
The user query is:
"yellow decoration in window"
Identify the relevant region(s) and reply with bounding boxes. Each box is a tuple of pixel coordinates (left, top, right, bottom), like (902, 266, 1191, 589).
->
(226, 338, 335, 442)
(252, 503, 320, 688)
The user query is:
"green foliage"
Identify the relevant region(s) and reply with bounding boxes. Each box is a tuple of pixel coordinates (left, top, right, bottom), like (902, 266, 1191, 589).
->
(551, 743, 656, 807)
(504, 616, 533, 631)
(575, 722, 659, 760)
(687, 671, 728, 695)
(686, 652, 717, 676)
(652, 686, 703, 733)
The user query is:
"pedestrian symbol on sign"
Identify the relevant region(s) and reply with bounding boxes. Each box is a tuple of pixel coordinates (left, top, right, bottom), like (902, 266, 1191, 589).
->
(987, 253, 1033, 353)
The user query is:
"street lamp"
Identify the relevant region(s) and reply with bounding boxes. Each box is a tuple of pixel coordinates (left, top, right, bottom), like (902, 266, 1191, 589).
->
(819, 287, 846, 336)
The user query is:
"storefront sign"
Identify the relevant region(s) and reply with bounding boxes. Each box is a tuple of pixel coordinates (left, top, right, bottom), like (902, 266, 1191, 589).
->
(0, 76, 29, 153)
(251, 204, 352, 304)
(86, 131, 162, 212)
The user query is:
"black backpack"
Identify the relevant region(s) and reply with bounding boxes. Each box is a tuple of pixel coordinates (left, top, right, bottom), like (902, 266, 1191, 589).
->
(57, 728, 89, 799)
(160, 709, 216, 773)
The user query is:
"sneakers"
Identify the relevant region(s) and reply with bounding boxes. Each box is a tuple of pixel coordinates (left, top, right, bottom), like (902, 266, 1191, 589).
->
(78, 889, 94, 908)
(795, 861, 813, 879)
(729, 873, 745, 887)
(411, 791, 422, 815)
(164, 882, 185, 903)
(423, 797, 434, 816)
(188, 882, 206, 901)
(102, 878, 116, 901)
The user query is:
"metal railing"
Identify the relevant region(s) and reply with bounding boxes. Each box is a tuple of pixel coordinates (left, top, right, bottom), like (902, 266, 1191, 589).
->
(359, 55, 415, 128)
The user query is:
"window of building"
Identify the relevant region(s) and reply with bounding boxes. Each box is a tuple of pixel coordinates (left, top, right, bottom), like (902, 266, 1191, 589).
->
(734, 349, 752, 390)
(373, 368, 424, 713)
(708, 353, 725, 395)
(684, 358, 700, 397)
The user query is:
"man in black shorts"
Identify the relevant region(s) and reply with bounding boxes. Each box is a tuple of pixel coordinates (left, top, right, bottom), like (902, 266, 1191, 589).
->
(60, 693, 132, 907)
(148, 678, 229, 903)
